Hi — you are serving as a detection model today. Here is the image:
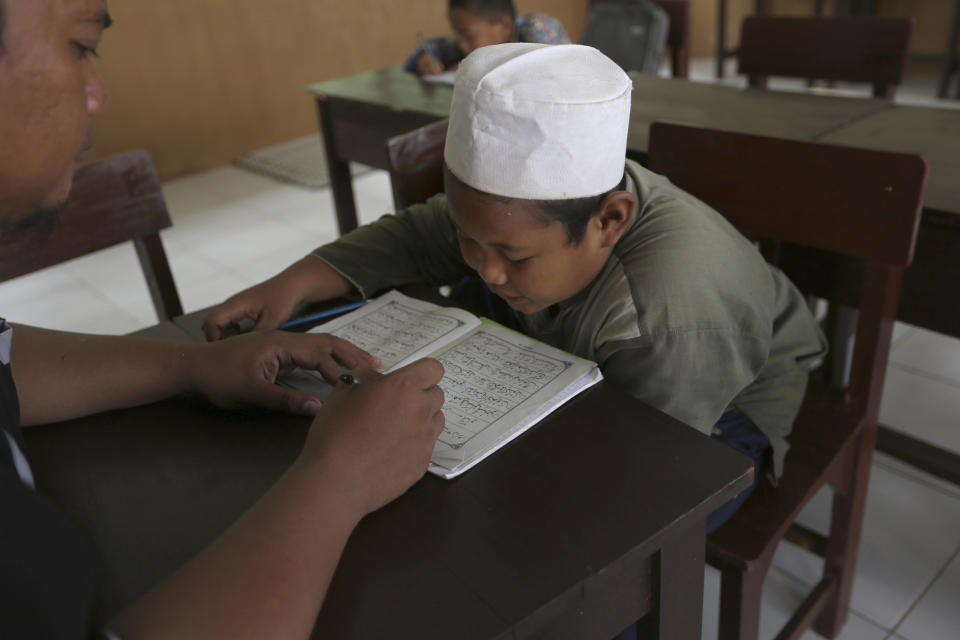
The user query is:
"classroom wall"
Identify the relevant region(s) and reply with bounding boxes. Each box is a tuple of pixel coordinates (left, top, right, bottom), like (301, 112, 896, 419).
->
(91, 0, 954, 180)
(89, 0, 588, 180)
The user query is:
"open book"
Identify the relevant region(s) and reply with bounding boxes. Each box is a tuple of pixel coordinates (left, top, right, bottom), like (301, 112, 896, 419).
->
(282, 290, 602, 479)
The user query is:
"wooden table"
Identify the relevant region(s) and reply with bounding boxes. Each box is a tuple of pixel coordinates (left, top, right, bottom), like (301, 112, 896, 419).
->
(308, 67, 452, 235)
(306, 67, 891, 235)
(23, 317, 752, 639)
(813, 104, 960, 339)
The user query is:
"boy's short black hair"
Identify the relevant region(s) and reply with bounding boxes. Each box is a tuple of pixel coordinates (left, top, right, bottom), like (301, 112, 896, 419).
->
(444, 164, 628, 245)
(448, 0, 516, 22)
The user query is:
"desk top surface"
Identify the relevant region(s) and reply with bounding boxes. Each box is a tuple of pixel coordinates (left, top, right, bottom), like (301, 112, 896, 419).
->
(306, 66, 891, 149)
(307, 66, 959, 217)
(814, 104, 960, 216)
(308, 66, 453, 117)
(24, 318, 752, 638)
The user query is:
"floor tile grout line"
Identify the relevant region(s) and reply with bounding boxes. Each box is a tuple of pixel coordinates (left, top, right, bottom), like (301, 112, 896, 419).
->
(888, 544, 960, 638)
(888, 361, 960, 391)
(766, 564, 896, 633)
(889, 326, 919, 352)
(872, 457, 960, 501)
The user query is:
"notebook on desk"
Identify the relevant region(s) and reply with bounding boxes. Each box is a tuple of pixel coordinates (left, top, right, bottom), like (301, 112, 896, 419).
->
(282, 290, 602, 479)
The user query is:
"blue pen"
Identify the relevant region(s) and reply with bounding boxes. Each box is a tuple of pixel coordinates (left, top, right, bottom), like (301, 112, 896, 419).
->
(279, 300, 367, 330)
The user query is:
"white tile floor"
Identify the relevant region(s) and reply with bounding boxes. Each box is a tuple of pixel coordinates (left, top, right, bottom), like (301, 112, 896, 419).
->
(2, 59, 958, 639)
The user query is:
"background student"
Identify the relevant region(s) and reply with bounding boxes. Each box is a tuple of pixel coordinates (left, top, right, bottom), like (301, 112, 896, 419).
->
(406, 0, 570, 75)
(0, 1, 445, 637)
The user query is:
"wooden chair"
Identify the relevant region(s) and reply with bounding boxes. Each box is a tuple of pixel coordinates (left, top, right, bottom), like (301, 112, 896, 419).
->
(717, 0, 806, 78)
(647, 122, 927, 640)
(0, 150, 183, 322)
(738, 16, 912, 98)
(385, 119, 449, 210)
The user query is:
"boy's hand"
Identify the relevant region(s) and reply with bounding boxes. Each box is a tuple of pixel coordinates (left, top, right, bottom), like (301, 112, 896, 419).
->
(203, 257, 353, 341)
(203, 279, 300, 341)
(182, 331, 381, 415)
(416, 52, 444, 76)
(300, 359, 446, 516)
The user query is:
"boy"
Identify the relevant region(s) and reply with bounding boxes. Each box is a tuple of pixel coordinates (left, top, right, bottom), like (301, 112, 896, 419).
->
(205, 43, 827, 530)
(406, 0, 569, 75)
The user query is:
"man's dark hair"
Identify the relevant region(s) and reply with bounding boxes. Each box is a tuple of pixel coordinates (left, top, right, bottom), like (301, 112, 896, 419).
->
(448, 0, 516, 22)
(444, 165, 628, 245)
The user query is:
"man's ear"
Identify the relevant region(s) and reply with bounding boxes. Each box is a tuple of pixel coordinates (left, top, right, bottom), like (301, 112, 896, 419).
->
(593, 191, 636, 248)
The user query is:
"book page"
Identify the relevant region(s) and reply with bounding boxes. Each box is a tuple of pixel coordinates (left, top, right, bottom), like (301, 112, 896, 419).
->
(427, 322, 600, 476)
(421, 70, 457, 85)
(285, 291, 480, 392)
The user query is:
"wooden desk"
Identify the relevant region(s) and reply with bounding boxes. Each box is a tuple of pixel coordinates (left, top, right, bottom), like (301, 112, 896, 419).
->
(308, 67, 453, 235)
(811, 105, 960, 339)
(626, 74, 891, 154)
(307, 67, 891, 235)
(23, 319, 752, 639)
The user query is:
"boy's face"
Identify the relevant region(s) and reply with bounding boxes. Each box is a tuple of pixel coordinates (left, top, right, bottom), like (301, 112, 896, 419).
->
(0, 0, 110, 231)
(446, 179, 615, 314)
(448, 8, 513, 56)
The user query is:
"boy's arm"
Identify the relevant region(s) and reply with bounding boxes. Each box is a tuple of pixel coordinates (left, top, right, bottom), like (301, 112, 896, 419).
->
(597, 330, 769, 436)
(11, 323, 378, 426)
(311, 196, 469, 298)
(403, 36, 463, 73)
(203, 197, 470, 341)
(202, 256, 352, 340)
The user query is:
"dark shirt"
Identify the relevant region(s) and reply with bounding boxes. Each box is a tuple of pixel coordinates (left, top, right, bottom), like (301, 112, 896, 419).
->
(0, 319, 100, 639)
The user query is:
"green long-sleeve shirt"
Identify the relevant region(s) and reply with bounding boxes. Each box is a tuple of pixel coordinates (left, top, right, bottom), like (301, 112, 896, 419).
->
(312, 160, 827, 478)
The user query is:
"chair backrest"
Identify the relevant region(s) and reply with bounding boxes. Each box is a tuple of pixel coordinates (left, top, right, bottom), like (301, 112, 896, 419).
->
(581, 0, 670, 75)
(0, 149, 183, 321)
(738, 16, 912, 98)
(385, 119, 449, 210)
(647, 122, 926, 420)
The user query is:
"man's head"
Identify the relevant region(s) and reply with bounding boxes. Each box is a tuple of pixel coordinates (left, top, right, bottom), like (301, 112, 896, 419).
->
(443, 43, 636, 314)
(448, 0, 516, 56)
(0, 0, 111, 235)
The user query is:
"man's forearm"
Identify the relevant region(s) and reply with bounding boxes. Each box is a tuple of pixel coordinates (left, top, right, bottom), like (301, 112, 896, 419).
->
(10, 325, 196, 426)
(107, 459, 361, 640)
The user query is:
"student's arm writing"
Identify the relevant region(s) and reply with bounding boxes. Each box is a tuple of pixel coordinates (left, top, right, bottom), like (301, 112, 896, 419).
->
(204, 196, 471, 341)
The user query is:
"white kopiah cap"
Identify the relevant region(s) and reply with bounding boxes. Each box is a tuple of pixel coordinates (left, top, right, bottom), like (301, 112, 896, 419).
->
(444, 43, 632, 200)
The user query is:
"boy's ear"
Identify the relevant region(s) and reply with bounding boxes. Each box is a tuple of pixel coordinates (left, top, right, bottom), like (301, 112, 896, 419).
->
(593, 191, 636, 248)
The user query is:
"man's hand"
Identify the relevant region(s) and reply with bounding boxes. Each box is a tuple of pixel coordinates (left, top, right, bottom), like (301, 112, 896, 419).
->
(300, 359, 446, 517)
(416, 52, 444, 76)
(202, 257, 353, 341)
(184, 331, 381, 416)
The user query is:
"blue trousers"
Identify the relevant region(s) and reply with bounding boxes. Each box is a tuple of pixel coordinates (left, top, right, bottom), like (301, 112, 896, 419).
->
(613, 410, 771, 640)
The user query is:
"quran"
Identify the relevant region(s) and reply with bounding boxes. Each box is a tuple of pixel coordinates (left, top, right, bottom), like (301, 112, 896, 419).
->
(282, 290, 602, 479)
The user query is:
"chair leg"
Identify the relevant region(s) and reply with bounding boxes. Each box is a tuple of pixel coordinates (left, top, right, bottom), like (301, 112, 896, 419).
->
(716, 0, 728, 78)
(938, 0, 960, 99)
(814, 432, 876, 637)
(717, 562, 768, 640)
